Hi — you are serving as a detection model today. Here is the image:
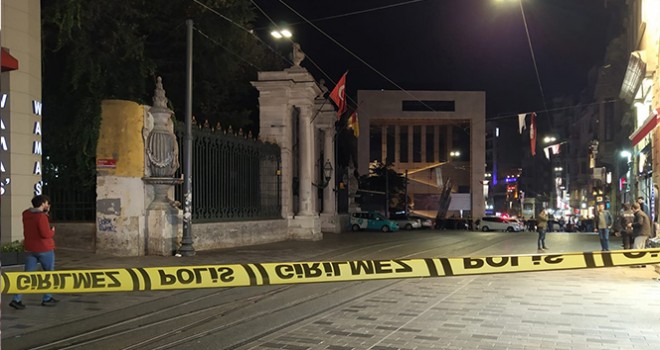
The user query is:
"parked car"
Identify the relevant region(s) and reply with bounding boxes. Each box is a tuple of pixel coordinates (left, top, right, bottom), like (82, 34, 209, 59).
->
(389, 213, 422, 230)
(436, 218, 470, 230)
(409, 215, 434, 229)
(479, 216, 523, 232)
(506, 218, 525, 231)
(350, 212, 399, 232)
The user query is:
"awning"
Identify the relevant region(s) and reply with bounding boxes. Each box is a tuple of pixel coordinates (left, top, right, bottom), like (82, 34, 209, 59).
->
(1, 48, 19, 72)
(629, 108, 660, 147)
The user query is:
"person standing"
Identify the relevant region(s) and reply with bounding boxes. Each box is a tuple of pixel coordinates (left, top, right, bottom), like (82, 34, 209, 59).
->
(631, 202, 651, 249)
(8, 195, 59, 310)
(594, 204, 613, 251)
(637, 196, 648, 216)
(618, 203, 635, 249)
(536, 209, 549, 252)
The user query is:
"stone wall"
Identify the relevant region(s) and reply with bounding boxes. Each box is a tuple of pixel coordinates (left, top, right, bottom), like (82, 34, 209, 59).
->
(189, 219, 289, 251)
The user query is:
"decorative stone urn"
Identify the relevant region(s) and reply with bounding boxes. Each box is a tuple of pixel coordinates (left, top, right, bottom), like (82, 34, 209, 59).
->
(143, 77, 182, 210)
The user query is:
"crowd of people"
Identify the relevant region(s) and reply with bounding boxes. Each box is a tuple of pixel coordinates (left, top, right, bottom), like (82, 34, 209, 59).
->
(532, 196, 656, 257)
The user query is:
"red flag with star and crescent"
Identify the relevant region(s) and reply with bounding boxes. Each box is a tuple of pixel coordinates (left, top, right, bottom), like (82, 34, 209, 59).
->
(329, 72, 347, 119)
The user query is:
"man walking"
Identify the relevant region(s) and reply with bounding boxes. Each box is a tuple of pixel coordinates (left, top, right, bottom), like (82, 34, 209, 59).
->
(594, 203, 613, 251)
(9, 195, 59, 310)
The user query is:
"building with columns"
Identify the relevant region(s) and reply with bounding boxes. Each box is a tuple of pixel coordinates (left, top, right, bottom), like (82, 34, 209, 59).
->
(356, 90, 486, 219)
(252, 65, 341, 237)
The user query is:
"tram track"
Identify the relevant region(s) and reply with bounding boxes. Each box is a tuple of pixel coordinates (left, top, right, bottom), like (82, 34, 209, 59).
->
(11, 231, 517, 350)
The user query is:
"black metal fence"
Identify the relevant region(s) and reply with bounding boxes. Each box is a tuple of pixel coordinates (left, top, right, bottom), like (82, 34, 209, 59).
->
(45, 183, 96, 222)
(46, 121, 282, 223)
(174, 121, 282, 222)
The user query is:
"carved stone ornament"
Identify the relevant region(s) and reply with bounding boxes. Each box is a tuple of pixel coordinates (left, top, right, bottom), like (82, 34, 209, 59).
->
(146, 77, 180, 177)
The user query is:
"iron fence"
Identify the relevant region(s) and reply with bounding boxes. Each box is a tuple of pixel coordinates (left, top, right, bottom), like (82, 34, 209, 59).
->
(44, 183, 96, 222)
(174, 121, 282, 222)
(43, 121, 281, 223)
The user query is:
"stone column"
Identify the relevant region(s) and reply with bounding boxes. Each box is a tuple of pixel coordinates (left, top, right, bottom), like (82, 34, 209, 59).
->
(252, 65, 323, 240)
(322, 129, 336, 215)
(298, 104, 315, 216)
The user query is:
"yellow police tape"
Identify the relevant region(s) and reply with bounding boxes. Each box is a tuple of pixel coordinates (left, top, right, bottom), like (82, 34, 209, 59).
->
(2, 249, 660, 294)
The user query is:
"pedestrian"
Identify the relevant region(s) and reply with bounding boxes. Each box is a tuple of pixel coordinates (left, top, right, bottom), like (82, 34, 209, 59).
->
(637, 196, 648, 216)
(536, 209, 549, 252)
(617, 203, 635, 249)
(9, 195, 59, 310)
(631, 202, 651, 249)
(594, 203, 613, 251)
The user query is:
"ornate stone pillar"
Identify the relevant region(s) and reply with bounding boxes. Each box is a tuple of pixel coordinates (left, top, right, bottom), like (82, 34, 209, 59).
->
(252, 64, 323, 240)
(298, 104, 315, 216)
(142, 77, 183, 255)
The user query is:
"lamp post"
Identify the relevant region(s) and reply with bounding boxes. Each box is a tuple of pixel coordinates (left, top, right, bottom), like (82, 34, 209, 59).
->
(313, 159, 333, 189)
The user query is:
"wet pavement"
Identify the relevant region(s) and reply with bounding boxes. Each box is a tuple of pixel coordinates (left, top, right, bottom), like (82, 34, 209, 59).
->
(2, 230, 660, 350)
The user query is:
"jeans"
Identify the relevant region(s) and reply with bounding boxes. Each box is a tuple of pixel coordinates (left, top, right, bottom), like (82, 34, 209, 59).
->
(537, 229, 546, 249)
(598, 228, 610, 251)
(12, 250, 55, 302)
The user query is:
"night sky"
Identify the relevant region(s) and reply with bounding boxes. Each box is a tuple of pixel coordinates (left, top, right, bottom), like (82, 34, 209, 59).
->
(252, 0, 621, 119)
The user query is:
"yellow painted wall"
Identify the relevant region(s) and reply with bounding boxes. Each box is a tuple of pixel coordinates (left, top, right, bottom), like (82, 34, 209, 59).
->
(97, 100, 145, 177)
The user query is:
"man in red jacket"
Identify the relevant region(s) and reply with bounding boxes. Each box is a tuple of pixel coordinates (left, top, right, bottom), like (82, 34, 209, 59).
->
(9, 195, 59, 310)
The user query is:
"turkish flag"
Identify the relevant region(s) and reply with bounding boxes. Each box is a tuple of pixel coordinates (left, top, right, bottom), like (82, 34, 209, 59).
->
(530, 112, 537, 156)
(329, 72, 347, 118)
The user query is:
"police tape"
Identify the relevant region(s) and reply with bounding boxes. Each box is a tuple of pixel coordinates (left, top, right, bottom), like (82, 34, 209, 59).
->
(2, 249, 660, 294)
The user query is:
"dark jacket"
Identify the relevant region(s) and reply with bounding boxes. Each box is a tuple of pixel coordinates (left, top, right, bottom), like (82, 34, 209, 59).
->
(618, 209, 634, 234)
(632, 210, 651, 237)
(22, 208, 55, 252)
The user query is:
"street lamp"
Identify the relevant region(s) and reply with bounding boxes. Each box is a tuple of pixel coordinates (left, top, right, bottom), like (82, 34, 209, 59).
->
(543, 136, 557, 144)
(313, 159, 333, 189)
(270, 28, 292, 39)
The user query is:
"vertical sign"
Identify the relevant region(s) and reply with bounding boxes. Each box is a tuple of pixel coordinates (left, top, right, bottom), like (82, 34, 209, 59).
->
(32, 100, 43, 195)
(0, 93, 9, 195)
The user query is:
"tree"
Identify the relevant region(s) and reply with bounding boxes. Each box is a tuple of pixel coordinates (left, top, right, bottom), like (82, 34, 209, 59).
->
(41, 0, 284, 189)
(358, 161, 408, 213)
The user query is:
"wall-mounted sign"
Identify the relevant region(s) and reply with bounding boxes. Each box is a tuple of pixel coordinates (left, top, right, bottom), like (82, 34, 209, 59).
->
(0, 95, 43, 196)
(97, 159, 117, 169)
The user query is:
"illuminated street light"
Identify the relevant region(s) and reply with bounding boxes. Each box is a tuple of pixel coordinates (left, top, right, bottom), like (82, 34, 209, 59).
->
(620, 150, 632, 159)
(271, 29, 292, 39)
(543, 136, 557, 144)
